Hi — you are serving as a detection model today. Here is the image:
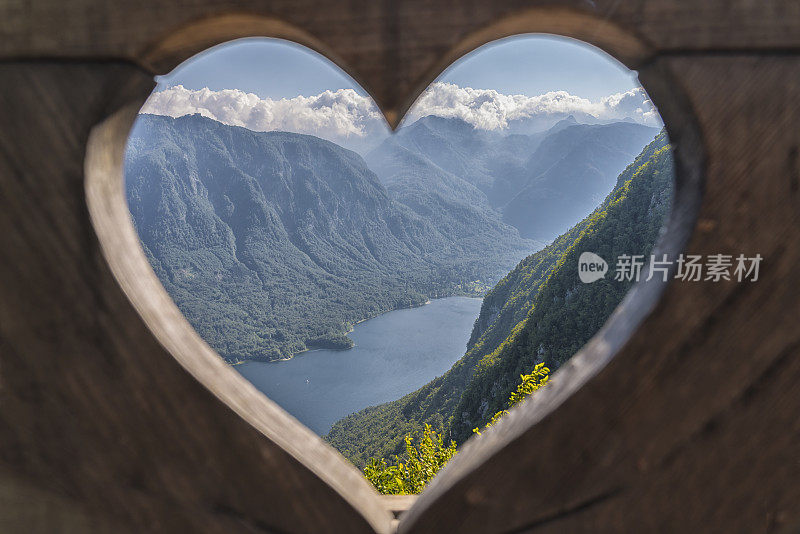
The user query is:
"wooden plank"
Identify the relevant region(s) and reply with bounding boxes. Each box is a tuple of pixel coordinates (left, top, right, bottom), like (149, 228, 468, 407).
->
(0, 468, 138, 534)
(399, 55, 800, 534)
(1, 1, 799, 124)
(380, 495, 417, 519)
(0, 62, 392, 534)
(0, 2, 798, 533)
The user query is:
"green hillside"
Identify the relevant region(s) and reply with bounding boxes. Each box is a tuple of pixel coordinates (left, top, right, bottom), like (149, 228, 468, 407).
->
(326, 131, 673, 464)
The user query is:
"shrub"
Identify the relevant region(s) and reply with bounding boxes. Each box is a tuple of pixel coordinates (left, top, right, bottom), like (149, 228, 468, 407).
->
(363, 424, 457, 495)
(364, 364, 550, 494)
(474, 362, 550, 434)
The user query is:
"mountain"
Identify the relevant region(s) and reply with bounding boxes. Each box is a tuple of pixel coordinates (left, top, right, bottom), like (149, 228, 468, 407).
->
(326, 131, 673, 465)
(125, 114, 533, 361)
(372, 116, 541, 207)
(450, 131, 672, 440)
(502, 121, 659, 241)
(544, 114, 579, 133)
(365, 131, 547, 253)
(503, 110, 614, 135)
(373, 116, 658, 244)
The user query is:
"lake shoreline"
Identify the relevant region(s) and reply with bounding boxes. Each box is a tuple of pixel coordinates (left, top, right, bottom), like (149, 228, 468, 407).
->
(232, 295, 483, 365)
(235, 296, 484, 435)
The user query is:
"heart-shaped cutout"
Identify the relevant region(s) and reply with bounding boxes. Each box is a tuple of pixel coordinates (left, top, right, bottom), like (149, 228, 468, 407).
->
(84, 29, 692, 534)
(123, 34, 672, 471)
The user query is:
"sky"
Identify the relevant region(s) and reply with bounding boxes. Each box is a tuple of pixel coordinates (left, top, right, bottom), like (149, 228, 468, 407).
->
(144, 35, 660, 153)
(154, 39, 364, 99)
(155, 35, 638, 101)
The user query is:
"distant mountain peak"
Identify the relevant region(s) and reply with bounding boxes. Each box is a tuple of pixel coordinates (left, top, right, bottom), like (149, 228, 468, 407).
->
(541, 114, 580, 136)
(405, 114, 474, 132)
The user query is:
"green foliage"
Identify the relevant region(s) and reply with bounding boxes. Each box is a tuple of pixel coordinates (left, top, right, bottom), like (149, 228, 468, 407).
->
(327, 131, 674, 462)
(472, 363, 550, 435)
(365, 363, 548, 494)
(474, 362, 550, 434)
(363, 424, 457, 495)
(508, 363, 550, 407)
(451, 135, 673, 441)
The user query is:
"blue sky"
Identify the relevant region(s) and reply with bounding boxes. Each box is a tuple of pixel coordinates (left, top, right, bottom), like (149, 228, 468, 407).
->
(156, 35, 640, 101)
(155, 39, 361, 99)
(439, 35, 639, 100)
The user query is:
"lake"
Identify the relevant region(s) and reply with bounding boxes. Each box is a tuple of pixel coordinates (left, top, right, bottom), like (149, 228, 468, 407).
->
(236, 296, 483, 435)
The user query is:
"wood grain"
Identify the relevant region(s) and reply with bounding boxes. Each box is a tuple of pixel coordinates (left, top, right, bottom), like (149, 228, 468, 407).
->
(2, 1, 799, 124)
(0, 62, 390, 534)
(0, 1, 798, 533)
(400, 55, 800, 534)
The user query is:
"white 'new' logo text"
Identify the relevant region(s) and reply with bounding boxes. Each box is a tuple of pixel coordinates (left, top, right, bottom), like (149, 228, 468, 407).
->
(578, 252, 608, 283)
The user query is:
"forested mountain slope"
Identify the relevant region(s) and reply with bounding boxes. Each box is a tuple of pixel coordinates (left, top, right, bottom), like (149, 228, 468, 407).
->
(370, 115, 542, 206)
(125, 114, 532, 361)
(371, 115, 658, 243)
(366, 135, 547, 252)
(326, 131, 673, 464)
(503, 121, 660, 241)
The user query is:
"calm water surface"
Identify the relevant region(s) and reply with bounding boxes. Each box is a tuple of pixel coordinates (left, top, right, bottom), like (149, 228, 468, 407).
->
(236, 296, 482, 435)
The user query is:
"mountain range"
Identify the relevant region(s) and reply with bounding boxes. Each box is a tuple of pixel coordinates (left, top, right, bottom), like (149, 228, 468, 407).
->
(125, 114, 530, 361)
(326, 131, 673, 464)
(370, 115, 658, 241)
(126, 112, 658, 364)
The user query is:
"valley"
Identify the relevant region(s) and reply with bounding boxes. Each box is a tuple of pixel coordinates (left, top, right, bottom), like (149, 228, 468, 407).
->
(126, 113, 655, 363)
(124, 111, 668, 468)
(126, 114, 534, 362)
(327, 132, 673, 464)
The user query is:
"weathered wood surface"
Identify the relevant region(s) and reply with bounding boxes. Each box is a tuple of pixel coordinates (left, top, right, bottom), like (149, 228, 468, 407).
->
(1, 62, 392, 534)
(0, 1, 798, 533)
(2, 0, 800, 124)
(400, 55, 800, 534)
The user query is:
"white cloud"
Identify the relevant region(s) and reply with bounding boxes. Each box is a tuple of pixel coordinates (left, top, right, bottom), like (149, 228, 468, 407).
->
(403, 83, 661, 129)
(140, 82, 661, 151)
(141, 85, 385, 151)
